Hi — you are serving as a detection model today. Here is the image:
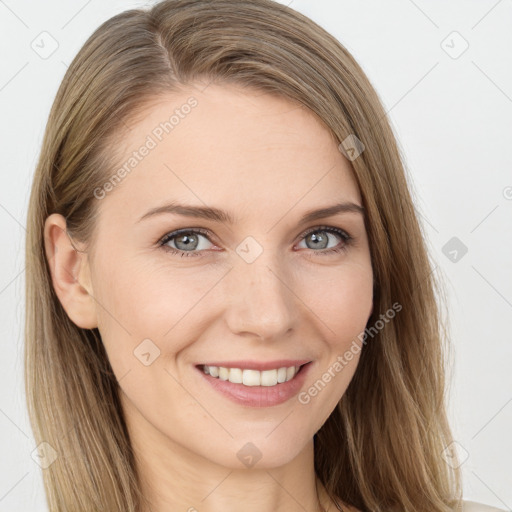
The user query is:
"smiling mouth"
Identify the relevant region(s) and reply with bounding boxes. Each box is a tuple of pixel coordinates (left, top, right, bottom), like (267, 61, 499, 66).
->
(196, 363, 309, 387)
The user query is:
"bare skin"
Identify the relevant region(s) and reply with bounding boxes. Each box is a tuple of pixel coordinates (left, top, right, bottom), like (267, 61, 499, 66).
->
(45, 82, 372, 512)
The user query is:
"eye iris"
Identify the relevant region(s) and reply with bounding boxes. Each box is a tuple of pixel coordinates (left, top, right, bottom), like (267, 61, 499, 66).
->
(162, 227, 346, 256)
(175, 233, 198, 251)
(306, 231, 328, 250)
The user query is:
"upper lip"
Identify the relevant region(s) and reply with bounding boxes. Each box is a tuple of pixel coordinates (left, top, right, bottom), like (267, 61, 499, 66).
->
(197, 359, 312, 371)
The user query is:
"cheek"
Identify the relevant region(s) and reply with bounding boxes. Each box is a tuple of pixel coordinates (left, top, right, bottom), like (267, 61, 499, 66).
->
(299, 260, 373, 339)
(92, 249, 372, 379)
(292, 264, 372, 429)
(92, 257, 219, 358)
(90, 250, 372, 464)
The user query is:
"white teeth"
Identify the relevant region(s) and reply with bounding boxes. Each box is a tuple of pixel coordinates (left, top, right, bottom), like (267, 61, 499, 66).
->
(202, 365, 301, 386)
(260, 369, 277, 386)
(229, 368, 243, 384)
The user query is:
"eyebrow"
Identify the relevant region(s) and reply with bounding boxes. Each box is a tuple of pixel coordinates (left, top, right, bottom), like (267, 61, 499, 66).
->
(137, 200, 365, 225)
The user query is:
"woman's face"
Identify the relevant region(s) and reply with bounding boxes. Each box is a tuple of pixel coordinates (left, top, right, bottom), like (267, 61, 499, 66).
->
(81, 83, 373, 469)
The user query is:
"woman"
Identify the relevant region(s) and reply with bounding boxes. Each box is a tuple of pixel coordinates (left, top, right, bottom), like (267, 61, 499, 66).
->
(24, 1, 505, 511)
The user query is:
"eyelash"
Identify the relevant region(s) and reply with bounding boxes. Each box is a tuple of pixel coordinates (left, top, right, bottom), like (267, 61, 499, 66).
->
(157, 225, 354, 258)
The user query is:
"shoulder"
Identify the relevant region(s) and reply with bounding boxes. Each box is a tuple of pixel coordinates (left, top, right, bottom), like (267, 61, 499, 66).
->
(335, 500, 508, 512)
(462, 500, 509, 512)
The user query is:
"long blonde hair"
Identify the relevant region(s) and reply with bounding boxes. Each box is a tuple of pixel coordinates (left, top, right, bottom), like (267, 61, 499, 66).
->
(25, 0, 463, 510)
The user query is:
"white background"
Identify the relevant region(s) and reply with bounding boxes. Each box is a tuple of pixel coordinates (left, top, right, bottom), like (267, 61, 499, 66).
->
(0, 0, 511, 510)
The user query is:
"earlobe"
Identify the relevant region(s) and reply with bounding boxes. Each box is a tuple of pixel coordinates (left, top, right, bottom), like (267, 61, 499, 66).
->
(43, 213, 98, 329)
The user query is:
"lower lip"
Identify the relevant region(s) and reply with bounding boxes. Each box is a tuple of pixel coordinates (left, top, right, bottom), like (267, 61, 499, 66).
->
(196, 362, 313, 408)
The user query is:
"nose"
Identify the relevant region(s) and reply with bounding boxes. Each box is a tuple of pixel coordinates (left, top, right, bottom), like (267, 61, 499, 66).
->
(223, 253, 299, 341)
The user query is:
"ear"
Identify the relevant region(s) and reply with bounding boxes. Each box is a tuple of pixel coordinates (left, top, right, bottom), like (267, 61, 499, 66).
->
(43, 213, 98, 329)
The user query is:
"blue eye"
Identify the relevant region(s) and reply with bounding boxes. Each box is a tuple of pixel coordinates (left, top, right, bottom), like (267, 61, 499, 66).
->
(158, 226, 353, 258)
(296, 226, 352, 255)
(158, 228, 213, 257)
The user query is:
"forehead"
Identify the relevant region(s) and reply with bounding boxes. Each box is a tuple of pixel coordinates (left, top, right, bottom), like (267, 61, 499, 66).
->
(97, 83, 362, 224)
